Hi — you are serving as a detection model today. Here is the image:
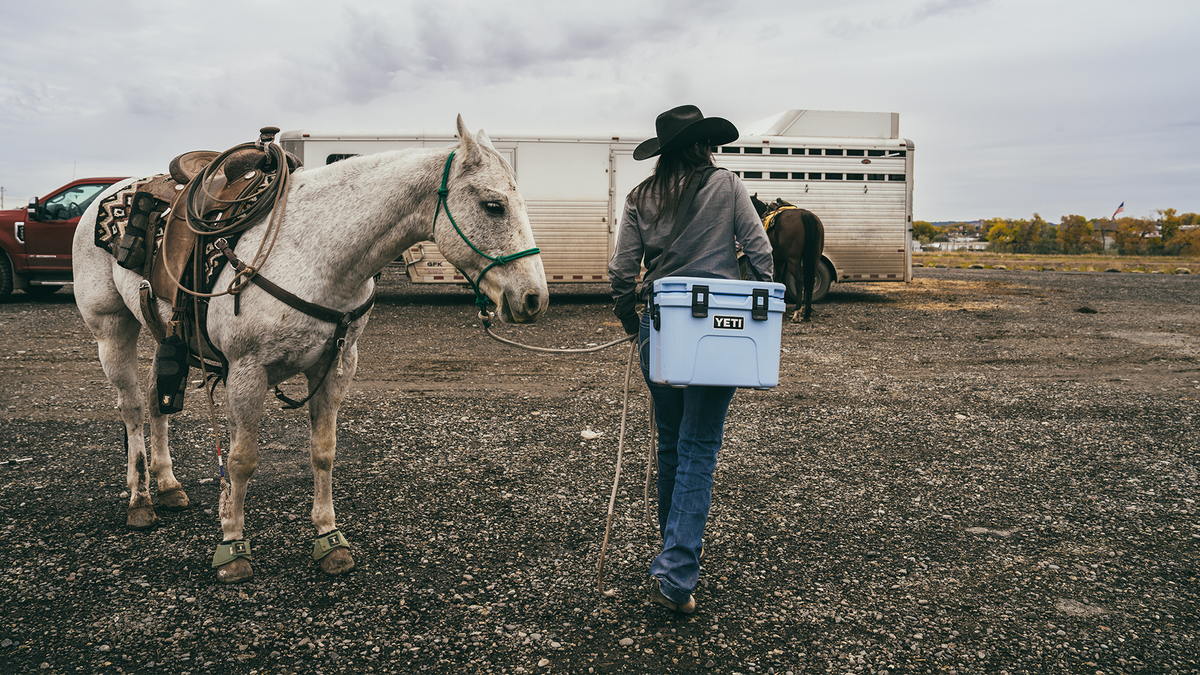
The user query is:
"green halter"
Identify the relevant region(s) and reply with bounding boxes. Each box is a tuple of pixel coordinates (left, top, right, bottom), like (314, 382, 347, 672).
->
(434, 150, 540, 322)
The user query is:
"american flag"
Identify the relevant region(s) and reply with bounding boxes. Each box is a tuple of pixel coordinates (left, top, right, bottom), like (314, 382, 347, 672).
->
(1112, 202, 1125, 219)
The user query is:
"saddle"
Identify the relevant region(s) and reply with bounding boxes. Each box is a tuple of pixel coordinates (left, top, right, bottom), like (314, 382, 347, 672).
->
(110, 127, 302, 412)
(761, 200, 798, 232)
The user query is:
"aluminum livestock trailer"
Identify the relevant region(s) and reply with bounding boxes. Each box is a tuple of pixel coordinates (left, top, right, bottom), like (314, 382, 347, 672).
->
(280, 110, 913, 301)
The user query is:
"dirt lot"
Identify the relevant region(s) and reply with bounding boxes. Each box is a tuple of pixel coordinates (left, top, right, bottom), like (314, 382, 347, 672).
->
(1, 266, 1198, 675)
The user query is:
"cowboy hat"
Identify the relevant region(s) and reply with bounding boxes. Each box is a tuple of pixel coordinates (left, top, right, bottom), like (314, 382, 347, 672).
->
(633, 105, 739, 161)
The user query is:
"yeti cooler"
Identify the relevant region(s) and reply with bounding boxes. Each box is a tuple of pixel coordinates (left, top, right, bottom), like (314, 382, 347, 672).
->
(649, 276, 786, 389)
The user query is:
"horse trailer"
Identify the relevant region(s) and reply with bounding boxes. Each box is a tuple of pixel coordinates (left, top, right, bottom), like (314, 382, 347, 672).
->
(280, 110, 913, 301)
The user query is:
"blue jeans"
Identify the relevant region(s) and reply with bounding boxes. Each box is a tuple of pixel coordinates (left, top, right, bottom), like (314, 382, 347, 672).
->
(639, 311, 736, 604)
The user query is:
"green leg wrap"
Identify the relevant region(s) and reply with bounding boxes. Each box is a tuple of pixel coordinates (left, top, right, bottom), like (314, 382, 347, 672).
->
(312, 529, 351, 561)
(212, 540, 253, 568)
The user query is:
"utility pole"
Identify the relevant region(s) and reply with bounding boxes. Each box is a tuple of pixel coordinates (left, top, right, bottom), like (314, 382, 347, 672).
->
(1, 187, 5, 209)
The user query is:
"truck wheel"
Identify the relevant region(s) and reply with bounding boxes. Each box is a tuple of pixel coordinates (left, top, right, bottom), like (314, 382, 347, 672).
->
(0, 255, 12, 299)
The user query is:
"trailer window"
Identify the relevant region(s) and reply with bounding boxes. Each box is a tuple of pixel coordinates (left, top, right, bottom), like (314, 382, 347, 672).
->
(825, 149, 844, 156)
(770, 172, 788, 179)
(743, 147, 763, 154)
(770, 148, 789, 155)
(743, 171, 762, 179)
(792, 172, 806, 179)
(867, 150, 885, 157)
(847, 173, 864, 181)
(887, 150, 907, 158)
(867, 174, 885, 181)
(847, 149, 865, 157)
(825, 173, 843, 180)
(807, 173, 822, 180)
(888, 174, 906, 181)
(808, 148, 822, 155)
(721, 147, 741, 153)
(792, 149, 805, 155)
(326, 153, 359, 164)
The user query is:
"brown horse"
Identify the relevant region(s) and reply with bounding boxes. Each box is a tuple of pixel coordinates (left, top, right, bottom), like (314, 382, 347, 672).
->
(750, 194, 826, 322)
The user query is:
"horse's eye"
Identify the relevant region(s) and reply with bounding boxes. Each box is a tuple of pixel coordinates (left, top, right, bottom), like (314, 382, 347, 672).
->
(483, 201, 505, 216)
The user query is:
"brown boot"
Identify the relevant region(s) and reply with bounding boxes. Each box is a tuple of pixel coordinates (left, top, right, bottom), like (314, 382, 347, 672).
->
(650, 577, 697, 614)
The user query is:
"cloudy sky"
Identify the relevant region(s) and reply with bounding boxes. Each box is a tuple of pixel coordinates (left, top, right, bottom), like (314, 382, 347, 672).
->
(1, 0, 1196, 222)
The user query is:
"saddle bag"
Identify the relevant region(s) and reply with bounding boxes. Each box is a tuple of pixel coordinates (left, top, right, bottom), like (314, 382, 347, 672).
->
(155, 334, 190, 414)
(648, 276, 785, 389)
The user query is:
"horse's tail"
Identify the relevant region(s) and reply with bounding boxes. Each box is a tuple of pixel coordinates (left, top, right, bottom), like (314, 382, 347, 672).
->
(800, 210, 823, 296)
(796, 210, 825, 321)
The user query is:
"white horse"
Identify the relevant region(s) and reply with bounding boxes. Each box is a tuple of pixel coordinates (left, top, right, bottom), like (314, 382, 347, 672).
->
(72, 116, 548, 582)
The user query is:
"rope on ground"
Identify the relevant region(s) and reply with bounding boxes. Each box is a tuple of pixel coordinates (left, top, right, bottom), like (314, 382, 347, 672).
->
(595, 338, 637, 593)
(484, 323, 634, 353)
(643, 404, 657, 530)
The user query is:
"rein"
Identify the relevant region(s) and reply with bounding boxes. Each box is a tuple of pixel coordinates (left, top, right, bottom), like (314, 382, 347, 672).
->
(434, 150, 540, 322)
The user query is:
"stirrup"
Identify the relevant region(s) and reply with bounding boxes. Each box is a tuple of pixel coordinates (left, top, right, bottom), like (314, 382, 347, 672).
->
(211, 539, 253, 568)
(312, 529, 351, 561)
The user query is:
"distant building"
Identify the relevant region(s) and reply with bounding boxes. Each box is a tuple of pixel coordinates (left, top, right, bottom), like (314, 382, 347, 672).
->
(926, 239, 989, 252)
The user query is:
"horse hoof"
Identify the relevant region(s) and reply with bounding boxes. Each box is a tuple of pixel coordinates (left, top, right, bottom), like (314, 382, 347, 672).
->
(127, 505, 158, 530)
(319, 548, 355, 575)
(158, 487, 190, 511)
(216, 558, 253, 584)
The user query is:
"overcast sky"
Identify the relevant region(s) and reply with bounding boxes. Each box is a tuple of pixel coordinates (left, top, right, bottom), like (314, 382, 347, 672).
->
(1, 0, 1196, 222)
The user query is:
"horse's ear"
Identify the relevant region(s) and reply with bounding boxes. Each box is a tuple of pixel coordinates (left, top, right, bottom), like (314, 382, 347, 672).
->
(456, 114, 481, 164)
(476, 128, 497, 151)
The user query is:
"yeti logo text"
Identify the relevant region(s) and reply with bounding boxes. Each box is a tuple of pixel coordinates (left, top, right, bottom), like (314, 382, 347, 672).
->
(713, 316, 744, 330)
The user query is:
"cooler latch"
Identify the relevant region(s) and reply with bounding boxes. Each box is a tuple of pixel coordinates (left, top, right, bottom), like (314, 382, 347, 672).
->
(751, 288, 769, 321)
(691, 285, 709, 318)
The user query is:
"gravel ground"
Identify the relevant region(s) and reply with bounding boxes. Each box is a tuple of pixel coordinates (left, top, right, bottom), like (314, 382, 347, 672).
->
(1, 266, 1198, 675)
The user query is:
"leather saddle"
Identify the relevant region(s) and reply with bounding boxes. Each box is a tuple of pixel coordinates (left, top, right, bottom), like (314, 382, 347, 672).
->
(115, 129, 300, 301)
(116, 127, 300, 344)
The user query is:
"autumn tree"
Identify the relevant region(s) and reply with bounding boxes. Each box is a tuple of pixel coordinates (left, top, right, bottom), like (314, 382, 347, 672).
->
(1113, 217, 1158, 255)
(912, 220, 939, 243)
(1158, 208, 1182, 242)
(986, 213, 1057, 253)
(1058, 214, 1100, 254)
(1171, 226, 1200, 256)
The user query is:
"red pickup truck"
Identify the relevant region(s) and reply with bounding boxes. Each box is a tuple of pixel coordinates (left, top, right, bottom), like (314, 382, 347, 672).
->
(0, 177, 127, 298)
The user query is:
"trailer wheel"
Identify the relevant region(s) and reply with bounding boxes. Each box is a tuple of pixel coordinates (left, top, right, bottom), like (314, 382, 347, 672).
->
(785, 260, 833, 304)
(0, 255, 13, 299)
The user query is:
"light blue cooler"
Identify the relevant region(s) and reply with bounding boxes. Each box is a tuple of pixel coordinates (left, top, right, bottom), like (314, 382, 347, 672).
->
(648, 276, 786, 389)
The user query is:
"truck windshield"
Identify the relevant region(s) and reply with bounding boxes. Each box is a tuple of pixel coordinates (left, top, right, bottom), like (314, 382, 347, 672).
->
(41, 184, 109, 220)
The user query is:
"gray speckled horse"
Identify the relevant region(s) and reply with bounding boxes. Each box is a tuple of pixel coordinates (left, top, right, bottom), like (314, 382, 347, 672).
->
(72, 116, 547, 583)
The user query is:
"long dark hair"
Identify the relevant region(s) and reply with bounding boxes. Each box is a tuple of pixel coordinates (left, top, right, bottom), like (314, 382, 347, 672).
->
(632, 142, 715, 221)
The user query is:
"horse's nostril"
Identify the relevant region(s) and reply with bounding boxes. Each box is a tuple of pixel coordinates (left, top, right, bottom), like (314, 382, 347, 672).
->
(524, 292, 542, 314)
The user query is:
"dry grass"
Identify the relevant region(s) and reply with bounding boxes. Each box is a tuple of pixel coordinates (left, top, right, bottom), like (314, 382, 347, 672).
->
(914, 251, 1199, 274)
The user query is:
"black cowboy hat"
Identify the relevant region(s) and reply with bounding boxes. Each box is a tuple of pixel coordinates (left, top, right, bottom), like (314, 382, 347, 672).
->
(633, 105, 739, 161)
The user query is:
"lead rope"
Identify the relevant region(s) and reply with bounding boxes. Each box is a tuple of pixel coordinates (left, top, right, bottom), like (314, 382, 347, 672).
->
(596, 339, 637, 592)
(480, 313, 634, 354)
(476, 315, 651, 592)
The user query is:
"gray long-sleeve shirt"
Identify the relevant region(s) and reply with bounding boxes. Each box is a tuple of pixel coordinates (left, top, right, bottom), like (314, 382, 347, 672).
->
(608, 168, 774, 323)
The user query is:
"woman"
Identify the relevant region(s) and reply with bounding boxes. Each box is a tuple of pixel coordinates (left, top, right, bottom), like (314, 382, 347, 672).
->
(609, 105, 774, 613)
